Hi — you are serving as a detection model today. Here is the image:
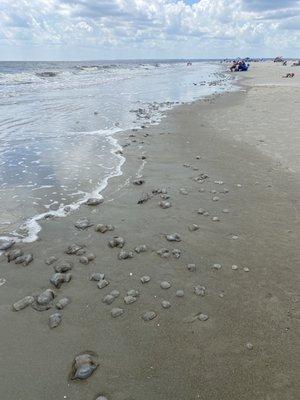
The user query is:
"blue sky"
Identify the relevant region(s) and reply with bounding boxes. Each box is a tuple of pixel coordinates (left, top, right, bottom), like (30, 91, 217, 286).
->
(0, 0, 299, 60)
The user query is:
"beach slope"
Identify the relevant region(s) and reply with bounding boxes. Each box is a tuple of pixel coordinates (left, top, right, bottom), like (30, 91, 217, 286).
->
(0, 62, 299, 400)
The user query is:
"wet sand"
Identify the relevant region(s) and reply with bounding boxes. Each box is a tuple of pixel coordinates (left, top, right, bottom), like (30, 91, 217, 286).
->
(0, 62, 299, 400)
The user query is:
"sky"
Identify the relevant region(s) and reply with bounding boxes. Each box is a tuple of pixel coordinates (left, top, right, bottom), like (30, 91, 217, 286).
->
(0, 0, 299, 61)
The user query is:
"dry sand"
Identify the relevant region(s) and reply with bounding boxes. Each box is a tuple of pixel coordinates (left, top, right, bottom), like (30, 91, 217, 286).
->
(0, 62, 299, 400)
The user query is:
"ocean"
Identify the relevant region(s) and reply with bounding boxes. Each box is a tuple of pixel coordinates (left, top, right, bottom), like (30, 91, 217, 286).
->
(0, 60, 235, 243)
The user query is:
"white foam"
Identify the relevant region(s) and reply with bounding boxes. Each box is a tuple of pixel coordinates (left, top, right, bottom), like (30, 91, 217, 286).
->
(11, 128, 125, 243)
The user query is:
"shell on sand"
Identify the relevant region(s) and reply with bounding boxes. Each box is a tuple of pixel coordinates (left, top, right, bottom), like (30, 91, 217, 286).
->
(0, 237, 15, 251)
(194, 285, 206, 296)
(246, 342, 253, 350)
(54, 261, 73, 273)
(90, 273, 105, 282)
(133, 178, 145, 185)
(13, 296, 34, 311)
(134, 244, 147, 253)
(85, 197, 104, 206)
(124, 295, 137, 305)
(152, 188, 167, 195)
(142, 311, 157, 321)
(166, 233, 181, 242)
(141, 275, 151, 284)
(197, 208, 206, 215)
(74, 218, 93, 230)
(87, 253, 96, 261)
(194, 173, 209, 182)
(102, 294, 115, 305)
(50, 272, 72, 288)
(187, 263, 196, 272)
(172, 249, 181, 258)
(127, 289, 139, 297)
(188, 224, 199, 231)
(111, 308, 124, 318)
(157, 248, 170, 258)
(159, 200, 171, 209)
(160, 281, 171, 289)
(183, 312, 206, 323)
(14, 254, 33, 266)
(37, 289, 55, 306)
(179, 188, 188, 195)
(95, 224, 114, 233)
(161, 300, 171, 309)
(45, 256, 58, 265)
(79, 254, 95, 265)
(56, 297, 70, 310)
(7, 249, 23, 262)
(110, 290, 120, 298)
(118, 250, 134, 260)
(198, 313, 209, 321)
(108, 236, 125, 248)
(97, 279, 109, 289)
(71, 352, 99, 380)
(49, 313, 62, 328)
(212, 263, 222, 270)
(66, 244, 84, 255)
(137, 192, 151, 204)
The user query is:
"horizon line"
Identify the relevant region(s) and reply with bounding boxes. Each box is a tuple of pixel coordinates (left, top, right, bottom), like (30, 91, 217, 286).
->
(0, 57, 284, 63)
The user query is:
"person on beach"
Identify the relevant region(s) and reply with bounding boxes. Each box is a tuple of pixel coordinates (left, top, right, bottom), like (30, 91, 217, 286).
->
(230, 60, 248, 72)
(283, 73, 295, 78)
(230, 61, 238, 71)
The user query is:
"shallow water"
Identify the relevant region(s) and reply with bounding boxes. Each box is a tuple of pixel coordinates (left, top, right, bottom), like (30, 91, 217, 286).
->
(0, 60, 235, 241)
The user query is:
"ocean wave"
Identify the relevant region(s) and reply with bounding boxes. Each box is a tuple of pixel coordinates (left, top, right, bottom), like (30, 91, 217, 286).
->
(0, 72, 41, 86)
(0, 62, 163, 87)
(35, 71, 59, 78)
(74, 64, 119, 72)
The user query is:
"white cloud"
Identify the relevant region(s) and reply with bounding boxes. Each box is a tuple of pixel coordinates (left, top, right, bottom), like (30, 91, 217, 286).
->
(0, 0, 299, 60)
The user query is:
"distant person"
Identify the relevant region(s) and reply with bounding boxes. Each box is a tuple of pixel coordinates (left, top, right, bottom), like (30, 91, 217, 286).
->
(283, 73, 295, 78)
(274, 56, 283, 62)
(230, 61, 237, 72)
(237, 60, 248, 71)
(230, 60, 248, 72)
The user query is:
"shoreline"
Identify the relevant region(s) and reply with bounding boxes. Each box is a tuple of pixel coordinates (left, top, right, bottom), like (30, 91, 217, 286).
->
(0, 62, 299, 399)
(0, 63, 236, 246)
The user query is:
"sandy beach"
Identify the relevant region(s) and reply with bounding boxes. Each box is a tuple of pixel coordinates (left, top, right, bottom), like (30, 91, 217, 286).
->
(0, 62, 299, 400)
